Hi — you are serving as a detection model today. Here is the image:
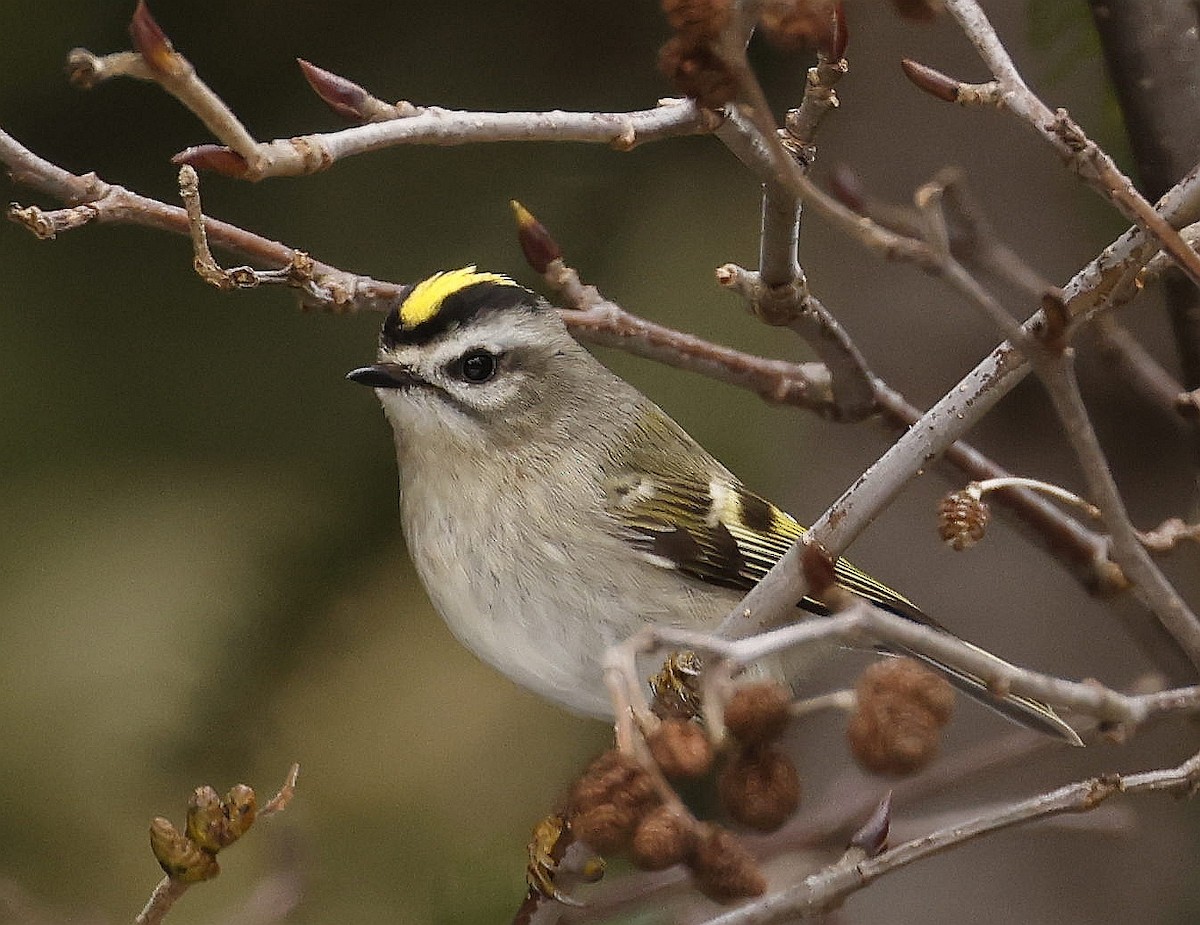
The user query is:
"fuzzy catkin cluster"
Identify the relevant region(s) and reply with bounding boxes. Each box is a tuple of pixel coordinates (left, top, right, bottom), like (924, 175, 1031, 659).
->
(567, 746, 765, 902)
(847, 659, 955, 775)
(719, 682, 802, 832)
(564, 680, 807, 903)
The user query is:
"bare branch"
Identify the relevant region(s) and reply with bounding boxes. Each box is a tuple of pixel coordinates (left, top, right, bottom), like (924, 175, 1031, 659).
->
(617, 601, 1200, 731)
(174, 99, 720, 179)
(942, 0, 1200, 289)
(1037, 356, 1200, 663)
(1090, 314, 1194, 422)
(1, 129, 404, 314)
(911, 157, 1200, 667)
(1137, 517, 1200, 553)
(134, 878, 190, 925)
(714, 262, 877, 421)
(134, 765, 300, 925)
(700, 748, 1200, 924)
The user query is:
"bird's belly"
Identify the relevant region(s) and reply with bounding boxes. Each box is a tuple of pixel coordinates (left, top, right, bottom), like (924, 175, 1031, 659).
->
(402, 496, 736, 717)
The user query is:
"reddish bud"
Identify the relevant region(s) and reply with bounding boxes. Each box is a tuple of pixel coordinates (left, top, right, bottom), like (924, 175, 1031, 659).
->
(172, 145, 252, 179)
(1039, 287, 1071, 351)
(510, 200, 563, 274)
(129, 1, 179, 78)
(900, 58, 960, 103)
(298, 58, 373, 122)
(800, 539, 837, 600)
(827, 164, 867, 213)
(828, 2, 849, 60)
(849, 791, 892, 857)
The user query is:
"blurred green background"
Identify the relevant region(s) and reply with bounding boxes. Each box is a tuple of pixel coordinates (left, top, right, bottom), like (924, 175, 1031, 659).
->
(1, 2, 1198, 923)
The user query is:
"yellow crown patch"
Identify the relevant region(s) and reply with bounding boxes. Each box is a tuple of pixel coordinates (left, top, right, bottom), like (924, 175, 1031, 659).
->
(400, 266, 518, 329)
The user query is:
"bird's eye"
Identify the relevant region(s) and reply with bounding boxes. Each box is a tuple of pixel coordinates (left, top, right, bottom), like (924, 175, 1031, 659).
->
(458, 349, 498, 383)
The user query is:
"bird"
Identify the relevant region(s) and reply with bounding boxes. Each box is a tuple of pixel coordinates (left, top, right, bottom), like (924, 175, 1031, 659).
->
(347, 266, 1079, 745)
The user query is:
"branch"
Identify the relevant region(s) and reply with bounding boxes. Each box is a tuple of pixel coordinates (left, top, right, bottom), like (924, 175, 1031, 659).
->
(1087, 0, 1200, 392)
(890, 100, 1200, 667)
(68, 3, 719, 181)
(1, 130, 402, 313)
(700, 748, 1200, 924)
(1035, 354, 1200, 666)
(174, 100, 720, 180)
(610, 601, 1200, 732)
(931, 0, 1200, 289)
(716, 30, 1200, 644)
(1089, 314, 1194, 424)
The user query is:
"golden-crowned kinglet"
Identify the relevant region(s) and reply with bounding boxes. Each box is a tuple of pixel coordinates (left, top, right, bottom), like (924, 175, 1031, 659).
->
(348, 267, 1078, 744)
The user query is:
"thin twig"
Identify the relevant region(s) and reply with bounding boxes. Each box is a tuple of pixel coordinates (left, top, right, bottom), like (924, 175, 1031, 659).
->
(1090, 314, 1193, 422)
(700, 748, 1200, 924)
(132, 765, 300, 925)
(2, 131, 402, 313)
(134, 878, 190, 925)
(714, 121, 1200, 645)
(941, 0, 1200, 289)
(175, 100, 721, 179)
(713, 262, 877, 420)
(1137, 517, 1200, 553)
(617, 600, 1200, 729)
(900, 99, 1200, 667)
(1037, 355, 1200, 665)
(69, 8, 720, 180)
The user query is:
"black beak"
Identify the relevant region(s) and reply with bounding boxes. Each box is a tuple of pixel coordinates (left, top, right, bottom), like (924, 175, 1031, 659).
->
(346, 363, 419, 390)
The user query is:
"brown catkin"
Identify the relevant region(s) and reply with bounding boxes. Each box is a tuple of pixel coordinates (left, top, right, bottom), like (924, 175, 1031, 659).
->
(758, 0, 837, 51)
(647, 719, 715, 779)
(569, 751, 647, 812)
(657, 34, 738, 109)
(660, 0, 733, 37)
(848, 659, 955, 776)
(938, 489, 990, 550)
(568, 749, 661, 852)
(718, 746, 802, 832)
(724, 682, 793, 746)
(630, 806, 695, 871)
(572, 802, 640, 855)
(689, 824, 767, 903)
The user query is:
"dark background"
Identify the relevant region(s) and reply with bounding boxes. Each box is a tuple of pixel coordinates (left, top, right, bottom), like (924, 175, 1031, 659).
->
(1, 2, 1197, 923)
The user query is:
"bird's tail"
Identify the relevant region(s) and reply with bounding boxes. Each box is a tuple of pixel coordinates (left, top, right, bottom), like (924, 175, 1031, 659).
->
(888, 641, 1083, 746)
(872, 595, 1082, 746)
(829, 556, 1082, 745)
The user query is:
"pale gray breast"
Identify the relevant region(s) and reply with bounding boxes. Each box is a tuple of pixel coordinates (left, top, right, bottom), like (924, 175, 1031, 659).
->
(395, 443, 738, 715)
